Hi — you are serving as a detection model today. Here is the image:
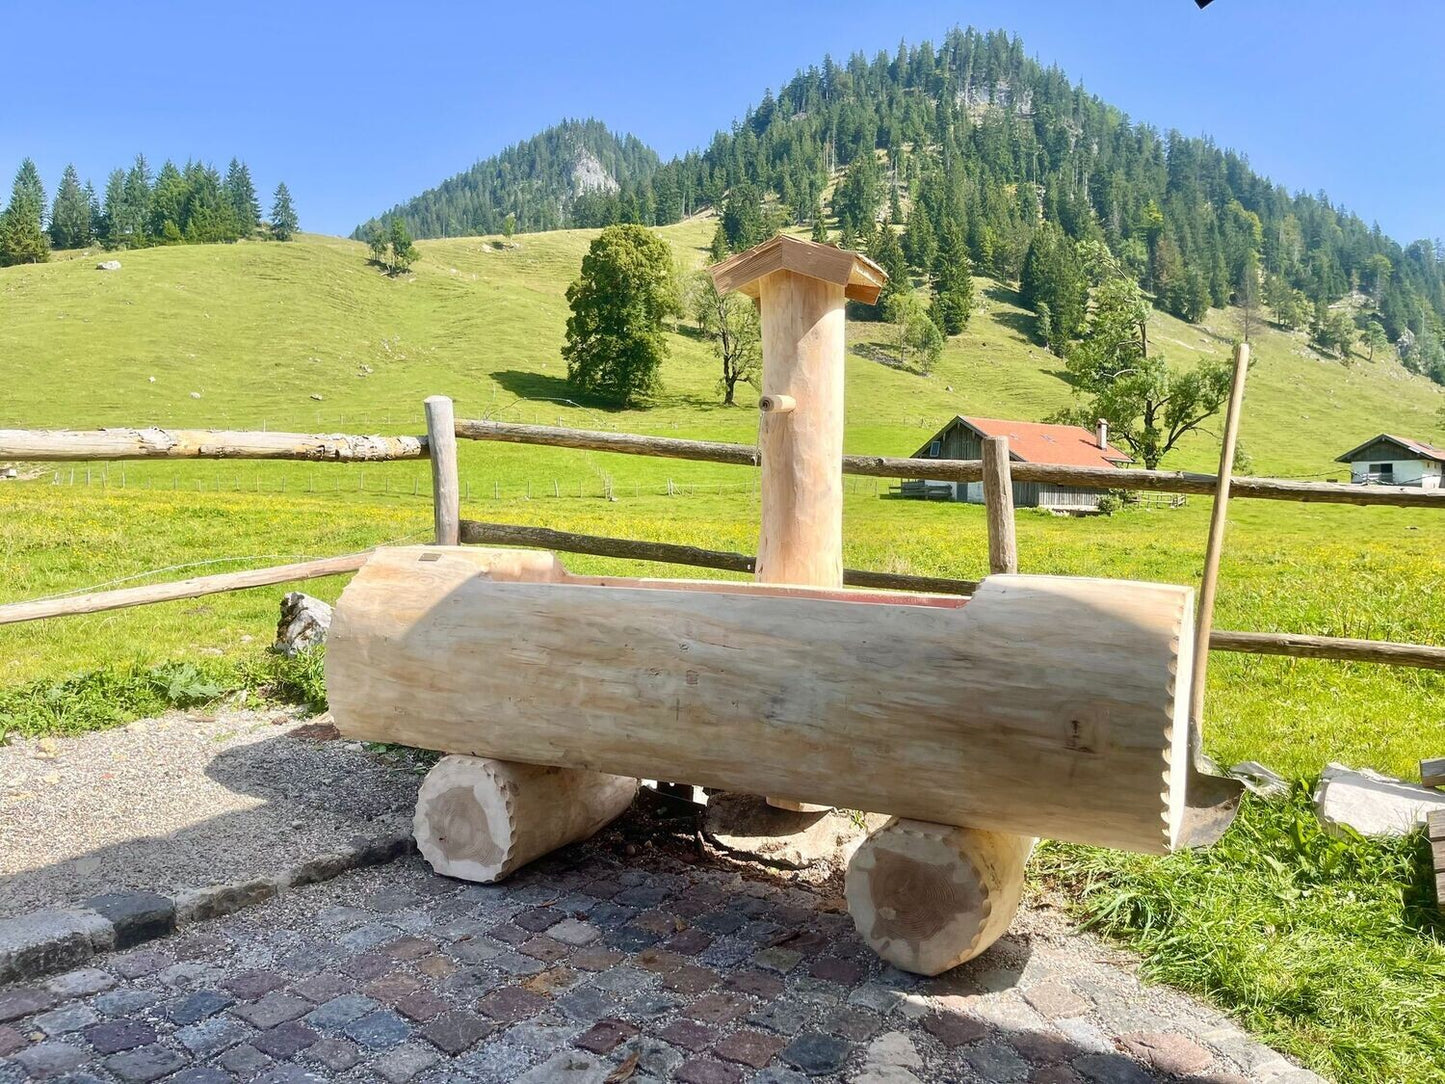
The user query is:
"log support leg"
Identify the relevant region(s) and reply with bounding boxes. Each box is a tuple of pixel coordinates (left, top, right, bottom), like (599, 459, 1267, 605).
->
(414, 755, 637, 883)
(845, 817, 1035, 975)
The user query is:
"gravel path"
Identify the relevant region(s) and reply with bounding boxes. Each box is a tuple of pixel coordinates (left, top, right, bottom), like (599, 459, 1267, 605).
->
(0, 708, 428, 918)
(0, 841, 1324, 1082)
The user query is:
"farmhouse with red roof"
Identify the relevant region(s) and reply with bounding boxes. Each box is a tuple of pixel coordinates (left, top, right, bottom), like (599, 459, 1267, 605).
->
(903, 415, 1132, 511)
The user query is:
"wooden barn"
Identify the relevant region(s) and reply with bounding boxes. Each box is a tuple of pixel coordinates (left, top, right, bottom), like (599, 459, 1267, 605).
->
(902, 415, 1132, 511)
(1335, 433, 1444, 489)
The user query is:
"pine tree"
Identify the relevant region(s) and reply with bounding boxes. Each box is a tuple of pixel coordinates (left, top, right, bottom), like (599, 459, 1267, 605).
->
(120, 154, 153, 247)
(48, 164, 91, 249)
(929, 224, 974, 336)
(902, 202, 937, 273)
(149, 161, 187, 242)
(0, 160, 50, 265)
(708, 224, 729, 263)
(870, 226, 909, 310)
(224, 159, 261, 236)
(11, 158, 46, 221)
(810, 211, 828, 244)
(269, 182, 299, 241)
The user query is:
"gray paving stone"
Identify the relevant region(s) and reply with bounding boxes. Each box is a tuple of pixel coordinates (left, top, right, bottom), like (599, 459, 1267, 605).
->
(90, 988, 159, 1016)
(13, 1040, 88, 1077)
(169, 1069, 234, 1084)
(34, 1004, 99, 1036)
(963, 1038, 1029, 1081)
(231, 990, 310, 1029)
(0, 909, 112, 986)
(104, 1044, 190, 1083)
(374, 1040, 440, 1082)
(454, 1039, 534, 1082)
(175, 1015, 254, 1056)
(83, 1019, 155, 1054)
(517, 1048, 609, 1082)
(216, 1041, 272, 1077)
(83, 893, 174, 952)
(1073, 1052, 1159, 1083)
(305, 993, 380, 1030)
(305, 1036, 363, 1071)
(45, 969, 115, 999)
(342, 1009, 412, 1049)
(781, 1031, 851, 1075)
(167, 989, 234, 1025)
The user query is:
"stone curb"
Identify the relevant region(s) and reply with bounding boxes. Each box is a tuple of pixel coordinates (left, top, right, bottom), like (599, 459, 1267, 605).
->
(0, 830, 414, 986)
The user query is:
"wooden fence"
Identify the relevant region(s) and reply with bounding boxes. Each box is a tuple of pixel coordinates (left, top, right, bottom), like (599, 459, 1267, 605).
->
(1, 404, 1442, 671)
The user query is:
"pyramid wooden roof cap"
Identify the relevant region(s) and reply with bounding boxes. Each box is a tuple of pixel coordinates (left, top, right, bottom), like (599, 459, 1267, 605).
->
(709, 234, 888, 305)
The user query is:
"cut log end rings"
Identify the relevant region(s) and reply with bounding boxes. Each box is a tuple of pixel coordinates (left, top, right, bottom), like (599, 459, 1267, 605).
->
(845, 817, 1035, 976)
(413, 754, 637, 884)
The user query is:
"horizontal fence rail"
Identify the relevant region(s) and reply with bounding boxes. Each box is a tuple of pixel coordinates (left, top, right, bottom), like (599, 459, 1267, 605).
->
(453, 420, 1445, 508)
(0, 428, 426, 462)
(6, 420, 1444, 507)
(458, 520, 983, 596)
(0, 553, 370, 626)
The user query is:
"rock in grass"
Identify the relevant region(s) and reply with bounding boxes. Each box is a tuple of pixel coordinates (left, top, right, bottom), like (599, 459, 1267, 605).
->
(95, 260, 121, 271)
(1313, 763, 1445, 837)
(275, 592, 332, 656)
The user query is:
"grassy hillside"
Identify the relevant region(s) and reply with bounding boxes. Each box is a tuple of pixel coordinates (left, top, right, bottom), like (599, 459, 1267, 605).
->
(4, 224, 1441, 472)
(2, 229, 1443, 1081)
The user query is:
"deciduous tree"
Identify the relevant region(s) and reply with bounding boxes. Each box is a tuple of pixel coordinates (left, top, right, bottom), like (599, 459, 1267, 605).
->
(563, 224, 679, 406)
(691, 272, 760, 405)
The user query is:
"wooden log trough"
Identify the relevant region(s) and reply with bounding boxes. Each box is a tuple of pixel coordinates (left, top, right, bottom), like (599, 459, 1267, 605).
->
(325, 237, 1240, 974)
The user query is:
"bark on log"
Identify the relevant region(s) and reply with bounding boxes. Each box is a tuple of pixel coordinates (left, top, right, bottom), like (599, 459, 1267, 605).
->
(328, 546, 1203, 854)
(414, 755, 637, 883)
(845, 818, 1035, 975)
(0, 428, 425, 461)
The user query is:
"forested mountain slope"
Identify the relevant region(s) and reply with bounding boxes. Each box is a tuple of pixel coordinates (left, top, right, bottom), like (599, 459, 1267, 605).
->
(354, 119, 660, 240)
(363, 28, 1445, 384)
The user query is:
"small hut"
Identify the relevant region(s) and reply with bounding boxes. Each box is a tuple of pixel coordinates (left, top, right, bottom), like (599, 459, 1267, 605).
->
(903, 415, 1132, 510)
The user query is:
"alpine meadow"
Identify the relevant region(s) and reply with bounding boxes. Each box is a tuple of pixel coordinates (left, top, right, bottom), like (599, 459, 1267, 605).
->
(3, 22, 1445, 1084)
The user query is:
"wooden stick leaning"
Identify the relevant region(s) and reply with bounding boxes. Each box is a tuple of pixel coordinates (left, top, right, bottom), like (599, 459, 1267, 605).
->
(0, 553, 370, 626)
(1191, 342, 1251, 728)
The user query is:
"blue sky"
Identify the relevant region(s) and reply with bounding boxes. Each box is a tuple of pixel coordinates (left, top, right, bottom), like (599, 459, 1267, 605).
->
(4, 1, 1443, 242)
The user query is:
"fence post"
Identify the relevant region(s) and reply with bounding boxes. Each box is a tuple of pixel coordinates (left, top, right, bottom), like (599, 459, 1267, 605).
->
(982, 436, 1018, 575)
(425, 395, 460, 546)
(1190, 342, 1251, 727)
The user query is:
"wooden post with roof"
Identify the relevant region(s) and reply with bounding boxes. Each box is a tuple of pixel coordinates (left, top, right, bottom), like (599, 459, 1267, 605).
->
(710, 236, 885, 811)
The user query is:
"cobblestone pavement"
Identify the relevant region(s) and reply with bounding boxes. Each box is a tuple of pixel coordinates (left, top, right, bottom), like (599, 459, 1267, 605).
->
(0, 848, 1323, 1084)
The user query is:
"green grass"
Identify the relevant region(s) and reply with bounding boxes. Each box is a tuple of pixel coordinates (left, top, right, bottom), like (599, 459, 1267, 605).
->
(3, 227, 1444, 1081)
